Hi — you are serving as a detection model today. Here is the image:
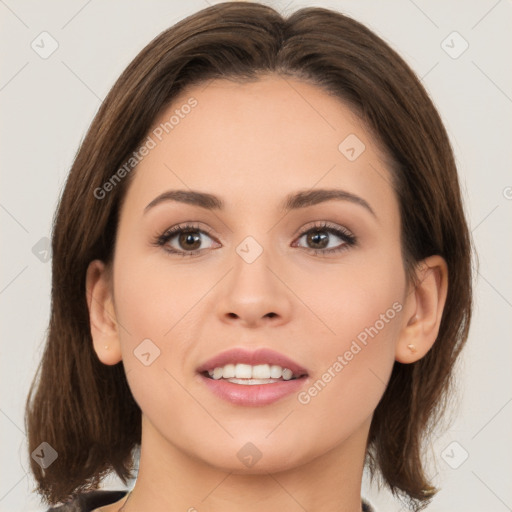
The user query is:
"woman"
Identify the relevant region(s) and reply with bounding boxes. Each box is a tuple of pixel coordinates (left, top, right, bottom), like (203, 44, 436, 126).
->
(25, 2, 473, 511)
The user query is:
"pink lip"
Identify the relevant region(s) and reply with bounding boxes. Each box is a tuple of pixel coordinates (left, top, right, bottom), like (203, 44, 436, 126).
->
(199, 375, 308, 406)
(196, 347, 309, 407)
(196, 347, 308, 376)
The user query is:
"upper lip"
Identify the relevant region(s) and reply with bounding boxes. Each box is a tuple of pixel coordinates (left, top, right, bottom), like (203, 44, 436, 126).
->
(196, 348, 309, 377)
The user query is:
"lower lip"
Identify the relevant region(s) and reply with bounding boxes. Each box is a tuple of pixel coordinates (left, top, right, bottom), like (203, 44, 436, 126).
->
(199, 373, 308, 406)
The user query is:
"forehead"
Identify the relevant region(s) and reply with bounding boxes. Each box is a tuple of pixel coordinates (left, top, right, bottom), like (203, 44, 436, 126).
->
(121, 74, 396, 218)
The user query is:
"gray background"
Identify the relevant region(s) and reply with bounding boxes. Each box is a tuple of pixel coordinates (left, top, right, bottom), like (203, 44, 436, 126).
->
(1, 1, 511, 511)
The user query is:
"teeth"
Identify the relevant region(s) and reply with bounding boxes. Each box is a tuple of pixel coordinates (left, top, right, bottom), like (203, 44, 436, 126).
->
(223, 363, 236, 379)
(228, 378, 280, 385)
(269, 365, 282, 378)
(252, 364, 270, 379)
(207, 363, 297, 381)
(235, 363, 252, 379)
(282, 368, 293, 380)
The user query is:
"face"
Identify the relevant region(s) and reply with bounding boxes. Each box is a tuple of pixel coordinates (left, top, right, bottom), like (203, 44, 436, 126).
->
(103, 75, 411, 473)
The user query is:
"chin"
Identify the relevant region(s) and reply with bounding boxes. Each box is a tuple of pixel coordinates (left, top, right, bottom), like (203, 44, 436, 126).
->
(192, 436, 312, 474)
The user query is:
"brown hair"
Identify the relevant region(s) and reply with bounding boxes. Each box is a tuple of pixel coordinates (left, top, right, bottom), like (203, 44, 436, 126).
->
(25, 2, 473, 510)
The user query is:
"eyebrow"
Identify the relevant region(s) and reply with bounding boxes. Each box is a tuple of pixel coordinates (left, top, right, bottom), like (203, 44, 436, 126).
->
(144, 188, 376, 217)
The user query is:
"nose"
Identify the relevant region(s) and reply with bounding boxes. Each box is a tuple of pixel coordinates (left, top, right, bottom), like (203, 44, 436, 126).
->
(215, 247, 293, 328)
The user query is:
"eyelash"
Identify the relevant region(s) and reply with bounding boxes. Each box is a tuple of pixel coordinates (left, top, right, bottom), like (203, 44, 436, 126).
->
(152, 221, 357, 258)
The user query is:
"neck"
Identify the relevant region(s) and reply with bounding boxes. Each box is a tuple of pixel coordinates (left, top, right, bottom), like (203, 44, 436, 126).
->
(122, 414, 370, 512)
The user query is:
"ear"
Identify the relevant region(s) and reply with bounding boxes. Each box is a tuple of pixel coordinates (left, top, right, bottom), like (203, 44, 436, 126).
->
(85, 259, 122, 365)
(395, 255, 448, 363)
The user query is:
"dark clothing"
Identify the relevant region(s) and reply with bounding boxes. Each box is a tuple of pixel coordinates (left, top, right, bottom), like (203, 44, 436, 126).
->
(45, 491, 127, 511)
(46, 490, 375, 511)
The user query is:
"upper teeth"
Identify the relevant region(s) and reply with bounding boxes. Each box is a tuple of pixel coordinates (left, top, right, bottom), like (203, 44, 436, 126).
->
(208, 363, 295, 380)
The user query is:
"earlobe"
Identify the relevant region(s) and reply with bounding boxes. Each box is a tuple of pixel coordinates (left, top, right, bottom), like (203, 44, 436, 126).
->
(85, 259, 123, 365)
(396, 255, 449, 364)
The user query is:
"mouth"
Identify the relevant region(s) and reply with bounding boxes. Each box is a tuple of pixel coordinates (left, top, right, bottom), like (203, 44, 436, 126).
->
(200, 363, 307, 385)
(196, 348, 309, 406)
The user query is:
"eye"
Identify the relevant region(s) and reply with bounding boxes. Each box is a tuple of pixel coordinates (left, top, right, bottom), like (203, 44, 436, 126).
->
(292, 221, 356, 255)
(152, 223, 218, 257)
(152, 221, 356, 258)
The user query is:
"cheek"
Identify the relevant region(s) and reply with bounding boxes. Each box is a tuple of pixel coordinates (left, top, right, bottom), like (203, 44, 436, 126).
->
(111, 241, 216, 407)
(295, 248, 405, 351)
(291, 281, 403, 453)
(293, 249, 405, 407)
(111, 254, 198, 433)
(112, 239, 201, 342)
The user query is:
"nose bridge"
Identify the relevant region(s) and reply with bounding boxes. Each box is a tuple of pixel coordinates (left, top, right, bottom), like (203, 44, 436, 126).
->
(216, 230, 292, 325)
(231, 232, 279, 299)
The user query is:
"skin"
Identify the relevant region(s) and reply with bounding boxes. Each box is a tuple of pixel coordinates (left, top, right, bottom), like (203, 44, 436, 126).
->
(86, 74, 448, 512)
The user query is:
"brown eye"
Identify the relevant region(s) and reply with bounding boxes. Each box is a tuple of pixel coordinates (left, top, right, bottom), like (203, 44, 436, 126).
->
(304, 230, 330, 249)
(154, 223, 218, 256)
(294, 222, 356, 255)
(176, 230, 203, 251)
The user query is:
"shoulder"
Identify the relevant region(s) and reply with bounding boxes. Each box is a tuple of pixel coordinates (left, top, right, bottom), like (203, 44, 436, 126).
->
(45, 490, 128, 512)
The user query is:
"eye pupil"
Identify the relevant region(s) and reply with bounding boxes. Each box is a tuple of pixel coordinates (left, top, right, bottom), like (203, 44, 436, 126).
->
(308, 230, 328, 249)
(180, 231, 201, 250)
